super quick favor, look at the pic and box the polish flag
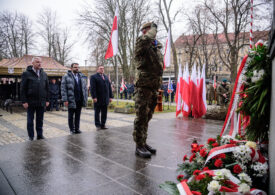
[182,64,190,117]
[190,65,199,118]
[105,7,119,59]
[213,75,217,89]
[175,64,183,117]
[163,28,171,70]
[119,78,127,93]
[197,64,207,117]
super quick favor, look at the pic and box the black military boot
[145,144,156,154]
[136,146,151,158]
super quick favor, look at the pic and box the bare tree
[53,28,74,65]
[204,0,271,82]
[0,11,34,58]
[158,0,181,80]
[19,14,35,55]
[37,8,74,65]
[78,0,151,82]
[37,8,58,58]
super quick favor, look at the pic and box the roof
[0,55,68,70]
[174,31,270,48]
[0,55,69,76]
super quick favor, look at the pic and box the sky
[0,0,92,66]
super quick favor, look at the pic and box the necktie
[101,74,105,80]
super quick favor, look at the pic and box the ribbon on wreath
[177,181,193,195]
[220,55,249,137]
[204,144,238,165]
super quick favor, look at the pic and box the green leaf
[257,89,267,111]
[159,181,180,195]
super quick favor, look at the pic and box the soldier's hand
[109,98,112,103]
[64,101,69,107]
[23,103,28,109]
[93,98,97,103]
[46,102,49,107]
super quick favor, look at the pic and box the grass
[87,99,176,114]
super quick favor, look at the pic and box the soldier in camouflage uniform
[217,79,230,106]
[133,22,163,158]
[206,81,215,105]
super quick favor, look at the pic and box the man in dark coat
[61,63,88,134]
[49,78,60,111]
[127,82,134,100]
[171,80,176,102]
[20,57,49,141]
[90,65,113,130]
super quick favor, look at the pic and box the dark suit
[90,73,113,128]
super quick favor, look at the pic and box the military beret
[141,22,152,30]
[222,79,227,82]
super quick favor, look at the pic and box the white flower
[207,180,221,192]
[251,162,268,177]
[251,69,265,83]
[233,145,252,165]
[221,135,233,145]
[245,141,257,149]
[238,173,252,185]
[238,183,250,194]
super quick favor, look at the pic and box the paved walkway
[0,108,223,195]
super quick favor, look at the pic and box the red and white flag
[197,64,207,117]
[175,64,183,117]
[163,28,171,70]
[182,64,190,117]
[105,7,119,59]
[120,78,127,93]
[190,65,199,118]
[213,74,217,89]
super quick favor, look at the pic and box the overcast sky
[0,0,201,66]
[0,0,93,65]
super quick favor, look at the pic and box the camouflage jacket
[134,30,163,90]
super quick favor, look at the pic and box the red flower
[195,174,206,181]
[177,174,184,181]
[199,148,207,157]
[193,170,201,176]
[220,186,238,192]
[203,167,209,171]
[199,144,204,148]
[189,153,196,162]
[191,191,202,195]
[229,140,237,144]
[183,155,188,161]
[214,159,223,167]
[217,153,226,159]
[212,142,219,147]
[258,153,266,164]
[207,138,216,144]
[233,164,242,174]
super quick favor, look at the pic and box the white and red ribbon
[220,55,249,136]
[205,144,238,165]
[177,181,193,195]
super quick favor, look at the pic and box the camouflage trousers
[133,87,158,147]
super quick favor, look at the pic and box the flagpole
[115,56,119,105]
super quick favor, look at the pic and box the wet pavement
[0,108,223,195]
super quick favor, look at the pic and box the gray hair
[32,57,42,63]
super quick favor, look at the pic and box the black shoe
[75,129,82,134]
[135,146,151,158]
[101,126,108,130]
[29,137,34,141]
[145,144,157,154]
[70,130,76,134]
[96,126,101,131]
[37,135,45,140]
